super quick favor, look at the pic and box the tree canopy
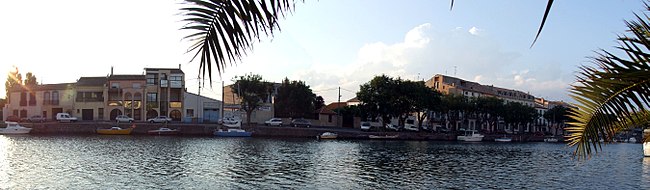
[232,73,271,125]
[274,78,323,119]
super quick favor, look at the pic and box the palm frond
[181,0,298,82]
[568,9,650,159]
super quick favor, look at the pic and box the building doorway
[51,108,63,120]
[169,110,182,121]
[109,109,122,121]
[146,109,158,120]
[82,109,94,121]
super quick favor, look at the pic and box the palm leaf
[181,0,298,82]
[568,7,650,159]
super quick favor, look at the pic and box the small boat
[97,124,135,135]
[544,137,559,143]
[628,137,637,143]
[214,128,252,137]
[368,134,399,139]
[318,132,337,139]
[0,122,32,134]
[223,120,242,128]
[494,136,512,142]
[147,127,179,135]
[457,130,484,142]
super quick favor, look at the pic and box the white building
[183,92,222,123]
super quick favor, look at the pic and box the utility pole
[221,81,224,121]
[338,86,341,127]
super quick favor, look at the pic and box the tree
[357,75,398,129]
[274,78,320,119]
[181,0,554,82]
[472,96,505,133]
[24,72,37,86]
[232,73,271,126]
[543,105,568,135]
[567,3,650,159]
[439,94,470,132]
[502,102,537,134]
[5,68,22,101]
[409,81,442,130]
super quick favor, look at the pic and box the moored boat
[214,128,252,137]
[318,132,337,139]
[97,124,135,135]
[147,127,179,135]
[544,137,559,143]
[457,130,484,142]
[368,134,399,139]
[0,122,32,134]
[494,136,512,142]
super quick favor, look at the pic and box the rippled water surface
[1,135,649,189]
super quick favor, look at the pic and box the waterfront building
[183,91,222,123]
[106,74,146,121]
[74,77,107,121]
[144,67,185,122]
[3,83,76,120]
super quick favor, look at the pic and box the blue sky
[0,0,646,103]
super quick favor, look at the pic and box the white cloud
[468,26,482,36]
[285,23,572,103]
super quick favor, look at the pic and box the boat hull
[495,138,512,142]
[96,128,133,135]
[214,131,252,137]
[147,131,179,135]
[0,128,32,134]
[368,135,399,139]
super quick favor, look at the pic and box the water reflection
[0,136,647,189]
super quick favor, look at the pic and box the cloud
[288,23,572,103]
[468,27,482,36]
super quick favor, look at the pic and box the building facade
[4,83,76,120]
[144,68,185,121]
[183,92,221,123]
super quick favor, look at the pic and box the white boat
[318,132,337,139]
[368,134,399,139]
[223,120,242,128]
[0,122,32,134]
[214,128,252,137]
[628,137,637,143]
[544,137,559,143]
[457,130,484,142]
[494,135,512,142]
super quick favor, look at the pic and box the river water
[0,135,648,189]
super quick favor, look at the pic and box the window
[111,82,120,89]
[170,102,182,108]
[29,92,36,106]
[76,92,84,102]
[44,92,50,105]
[146,74,157,85]
[51,91,59,105]
[147,93,157,102]
[133,83,141,89]
[98,108,104,120]
[328,115,332,122]
[186,109,194,117]
[20,92,27,106]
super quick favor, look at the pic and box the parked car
[403,119,419,132]
[5,115,20,122]
[56,113,78,123]
[291,119,311,128]
[115,115,134,123]
[26,115,46,123]
[265,118,283,126]
[148,116,171,123]
[360,122,372,131]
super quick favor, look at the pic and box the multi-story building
[425,74,535,106]
[74,77,107,121]
[144,67,185,121]
[106,74,146,121]
[4,83,76,120]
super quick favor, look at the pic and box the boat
[96,124,135,135]
[318,132,337,139]
[214,128,252,137]
[457,130,484,142]
[494,135,512,142]
[368,134,399,139]
[147,127,179,135]
[544,137,559,143]
[222,119,242,128]
[628,137,637,143]
[0,122,32,134]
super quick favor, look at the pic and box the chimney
[110,66,114,76]
[179,64,181,69]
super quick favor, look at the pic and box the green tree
[232,73,271,125]
[5,69,22,101]
[502,102,538,134]
[24,72,37,86]
[357,75,398,128]
[543,105,568,135]
[181,0,554,81]
[409,81,442,130]
[472,96,505,133]
[274,78,320,119]
[439,94,470,132]
[567,3,650,158]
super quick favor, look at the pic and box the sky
[0,0,646,104]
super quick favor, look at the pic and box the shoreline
[4,122,558,142]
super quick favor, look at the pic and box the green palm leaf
[181,0,298,81]
[568,6,650,159]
